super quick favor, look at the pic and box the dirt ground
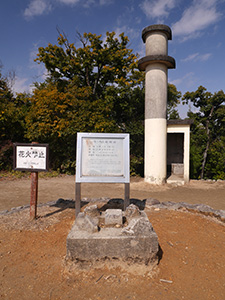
[0,176,225,299]
[1,176,225,211]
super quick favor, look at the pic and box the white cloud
[24,0,112,18]
[181,53,199,62]
[181,52,212,62]
[29,45,48,82]
[82,0,95,8]
[172,0,222,40]
[170,72,195,87]
[57,0,112,6]
[114,26,139,41]
[58,0,80,4]
[24,0,52,18]
[99,0,113,5]
[140,0,176,19]
[12,77,33,94]
[200,53,212,61]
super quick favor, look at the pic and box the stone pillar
[138,25,175,184]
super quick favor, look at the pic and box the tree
[26,30,182,174]
[0,68,14,140]
[167,84,181,119]
[27,31,143,173]
[183,86,225,179]
[25,81,118,172]
[35,31,137,95]
[0,64,31,170]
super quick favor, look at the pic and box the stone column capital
[142,24,172,43]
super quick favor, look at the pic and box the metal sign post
[13,142,49,219]
[75,132,130,217]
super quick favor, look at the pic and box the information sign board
[76,133,129,183]
[13,143,49,172]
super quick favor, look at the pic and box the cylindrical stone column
[138,25,175,184]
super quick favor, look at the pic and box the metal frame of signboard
[75,132,130,216]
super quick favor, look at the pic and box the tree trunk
[200,139,210,179]
[200,106,214,179]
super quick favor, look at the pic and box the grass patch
[0,169,61,180]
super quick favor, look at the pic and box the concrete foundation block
[66,205,159,264]
[172,163,184,175]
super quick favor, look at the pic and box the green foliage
[0,140,13,170]
[0,31,182,175]
[27,31,143,173]
[205,137,225,180]
[188,111,206,178]
[35,31,137,95]
[104,83,145,175]
[167,84,181,119]
[25,82,117,173]
[183,86,225,179]
[8,30,225,182]
[0,68,30,170]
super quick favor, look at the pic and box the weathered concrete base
[171,163,184,175]
[66,205,159,265]
[167,174,185,185]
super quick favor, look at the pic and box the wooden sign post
[30,170,38,219]
[29,142,39,219]
[13,142,49,219]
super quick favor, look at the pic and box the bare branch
[76,31,87,47]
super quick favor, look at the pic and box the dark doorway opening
[167,133,184,178]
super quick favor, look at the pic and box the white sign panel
[76,133,129,183]
[82,137,124,176]
[14,144,49,171]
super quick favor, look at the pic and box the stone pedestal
[66,205,159,264]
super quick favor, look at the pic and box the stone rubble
[0,197,224,222]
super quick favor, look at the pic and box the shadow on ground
[44,198,148,218]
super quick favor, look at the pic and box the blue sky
[1,0,225,117]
